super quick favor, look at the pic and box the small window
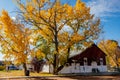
[100,58,103,65]
[84,58,87,60]
[100,58,103,61]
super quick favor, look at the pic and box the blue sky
[0,0,120,60]
[86,0,120,41]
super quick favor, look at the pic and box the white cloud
[11,17,16,21]
[87,0,120,18]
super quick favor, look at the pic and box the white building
[29,44,108,74]
[59,44,107,74]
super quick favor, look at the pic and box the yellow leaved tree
[0,10,30,76]
[98,40,120,68]
[15,0,101,74]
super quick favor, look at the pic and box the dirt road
[1,76,120,80]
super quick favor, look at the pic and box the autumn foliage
[0,10,28,63]
[0,10,30,75]
[0,0,101,74]
[98,40,120,67]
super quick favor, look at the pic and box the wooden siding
[68,44,107,66]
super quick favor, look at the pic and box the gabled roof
[69,44,106,61]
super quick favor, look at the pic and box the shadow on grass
[1,72,120,80]
[62,76,117,80]
[2,76,119,80]
[0,76,119,80]
[60,72,120,80]
[0,77,56,80]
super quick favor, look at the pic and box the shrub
[0,66,5,71]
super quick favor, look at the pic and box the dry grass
[1,71,120,80]
[0,70,53,77]
[0,70,24,77]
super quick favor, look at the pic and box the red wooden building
[59,44,107,73]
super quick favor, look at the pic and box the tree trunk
[67,47,71,61]
[23,63,29,76]
[53,54,59,74]
[53,30,59,75]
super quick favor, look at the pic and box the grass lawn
[1,71,120,80]
[0,70,53,77]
